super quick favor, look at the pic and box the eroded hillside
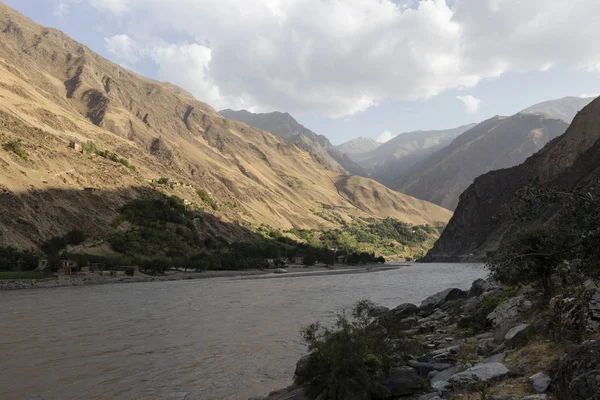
[0,2,449,250]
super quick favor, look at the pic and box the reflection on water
[0,263,485,400]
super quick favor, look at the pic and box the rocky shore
[254,279,600,400]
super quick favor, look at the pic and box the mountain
[337,137,380,155]
[357,125,477,187]
[519,96,594,122]
[425,96,600,261]
[393,113,569,210]
[0,2,450,250]
[219,109,365,176]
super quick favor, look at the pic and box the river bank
[255,278,600,400]
[0,264,401,291]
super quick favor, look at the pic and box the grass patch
[82,140,136,171]
[0,271,47,280]
[481,286,520,313]
[3,139,28,160]
[197,188,218,210]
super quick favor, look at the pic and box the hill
[425,96,600,261]
[0,1,449,254]
[219,109,365,176]
[519,96,593,122]
[394,114,569,210]
[336,137,380,155]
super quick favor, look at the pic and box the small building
[84,187,100,195]
[68,142,82,152]
[265,258,275,267]
[35,258,49,272]
[59,260,77,275]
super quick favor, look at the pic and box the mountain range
[425,96,600,261]
[0,2,450,250]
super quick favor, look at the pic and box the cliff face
[425,96,600,261]
[0,2,450,249]
[395,114,569,210]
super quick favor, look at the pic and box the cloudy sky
[7,0,600,144]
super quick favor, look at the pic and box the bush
[125,267,135,276]
[3,139,28,160]
[377,256,386,264]
[197,188,218,210]
[41,230,87,256]
[303,254,317,267]
[295,300,395,399]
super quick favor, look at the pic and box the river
[0,263,486,400]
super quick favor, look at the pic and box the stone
[421,288,468,310]
[431,380,451,393]
[483,352,506,364]
[262,386,306,400]
[407,360,453,375]
[274,268,288,274]
[369,305,390,318]
[520,396,547,400]
[294,355,310,379]
[378,303,419,333]
[463,297,481,318]
[487,296,531,328]
[505,323,533,347]
[384,366,422,397]
[431,365,464,384]
[468,278,491,298]
[554,341,600,399]
[448,362,510,385]
[418,394,442,400]
[529,372,551,393]
[477,339,496,357]
[586,289,600,336]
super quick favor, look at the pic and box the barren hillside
[0,2,449,250]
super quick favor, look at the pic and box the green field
[0,271,48,280]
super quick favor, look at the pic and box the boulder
[369,305,390,318]
[554,341,600,399]
[529,372,551,393]
[383,366,422,397]
[483,352,506,364]
[431,365,464,384]
[477,340,496,357]
[378,304,419,333]
[407,360,453,375]
[421,288,467,311]
[487,295,532,328]
[294,355,310,379]
[504,323,533,347]
[468,279,491,298]
[448,362,510,385]
[431,380,451,393]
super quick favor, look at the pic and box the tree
[303,254,317,267]
[295,300,395,400]
[321,250,336,266]
[486,182,600,296]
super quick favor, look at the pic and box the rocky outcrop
[421,288,467,311]
[384,366,422,397]
[448,362,510,385]
[425,97,600,261]
[554,341,600,399]
[529,372,552,394]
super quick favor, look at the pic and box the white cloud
[104,35,140,64]
[92,0,600,116]
[376,130,396,143]
[580,93,599,99]
[456,95,482,113]
[52,0,80,16]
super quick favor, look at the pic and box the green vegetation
[296,300,396,400]
[3,139,28,160]
[197,188,218,210]
[0,247,40,271]
[0,271,46,280]
[82,140,136,171]
[480,286,519,314]
[41,230,86,256]
[487,183,600,296]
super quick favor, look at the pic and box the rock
[529,372,551,393]
[431,345,460,356]
[418,394,442,400]
[477,339,496,357]
[431,365,464,384]
[586,289,600,336]
[448,362,510,385]
[490,396,518,400]
[274,268,288,274]
[421,288,468,311]
[468,278,491,298]
[431,380,451,393]
[262,386,306,400]
[487,295,532,328]
[483,352,506,364]
[369,305,390,318]
[505,323,533,347]
[294,355,310,379]
[378,304,419,333]
[384,366,422,397]
[407,360,453,375]
[520,396,548,400]
[554,341,600,399]
[463,297,481,318]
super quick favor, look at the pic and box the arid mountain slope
[394,114,569,210]
[0,2,449,249]
[425,96,600,261]
[337,137,380,155]
[520,96,593,123]
[219,109,365,176]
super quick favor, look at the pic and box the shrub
[303,254,317,267]
[197,188,218,210]
[41,230,87,256]
[3,139,28,160]
[125,267,135,276]
[377,256,386,264]
[295,300,395,399]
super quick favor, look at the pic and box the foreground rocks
[256,283,600,400]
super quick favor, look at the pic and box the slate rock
[407,360,453,375]
[468,278,491,298]
[369,305,390,318]
[448,362,510,385]
[431,380,451,393]
[421,288,468,310]
[384,366,422,397]
[431,365,464,384]
[520,396,547,400]
[529,372,551,393]
[505,323,533,347]
[294,355,310,379]
[483,352,506,364]
[487,295,532,328]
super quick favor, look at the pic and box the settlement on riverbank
[255,278,600,400]
[0,264,399,291]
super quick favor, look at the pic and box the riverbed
[0,263,486,400]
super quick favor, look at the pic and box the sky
[6,0,600,145]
